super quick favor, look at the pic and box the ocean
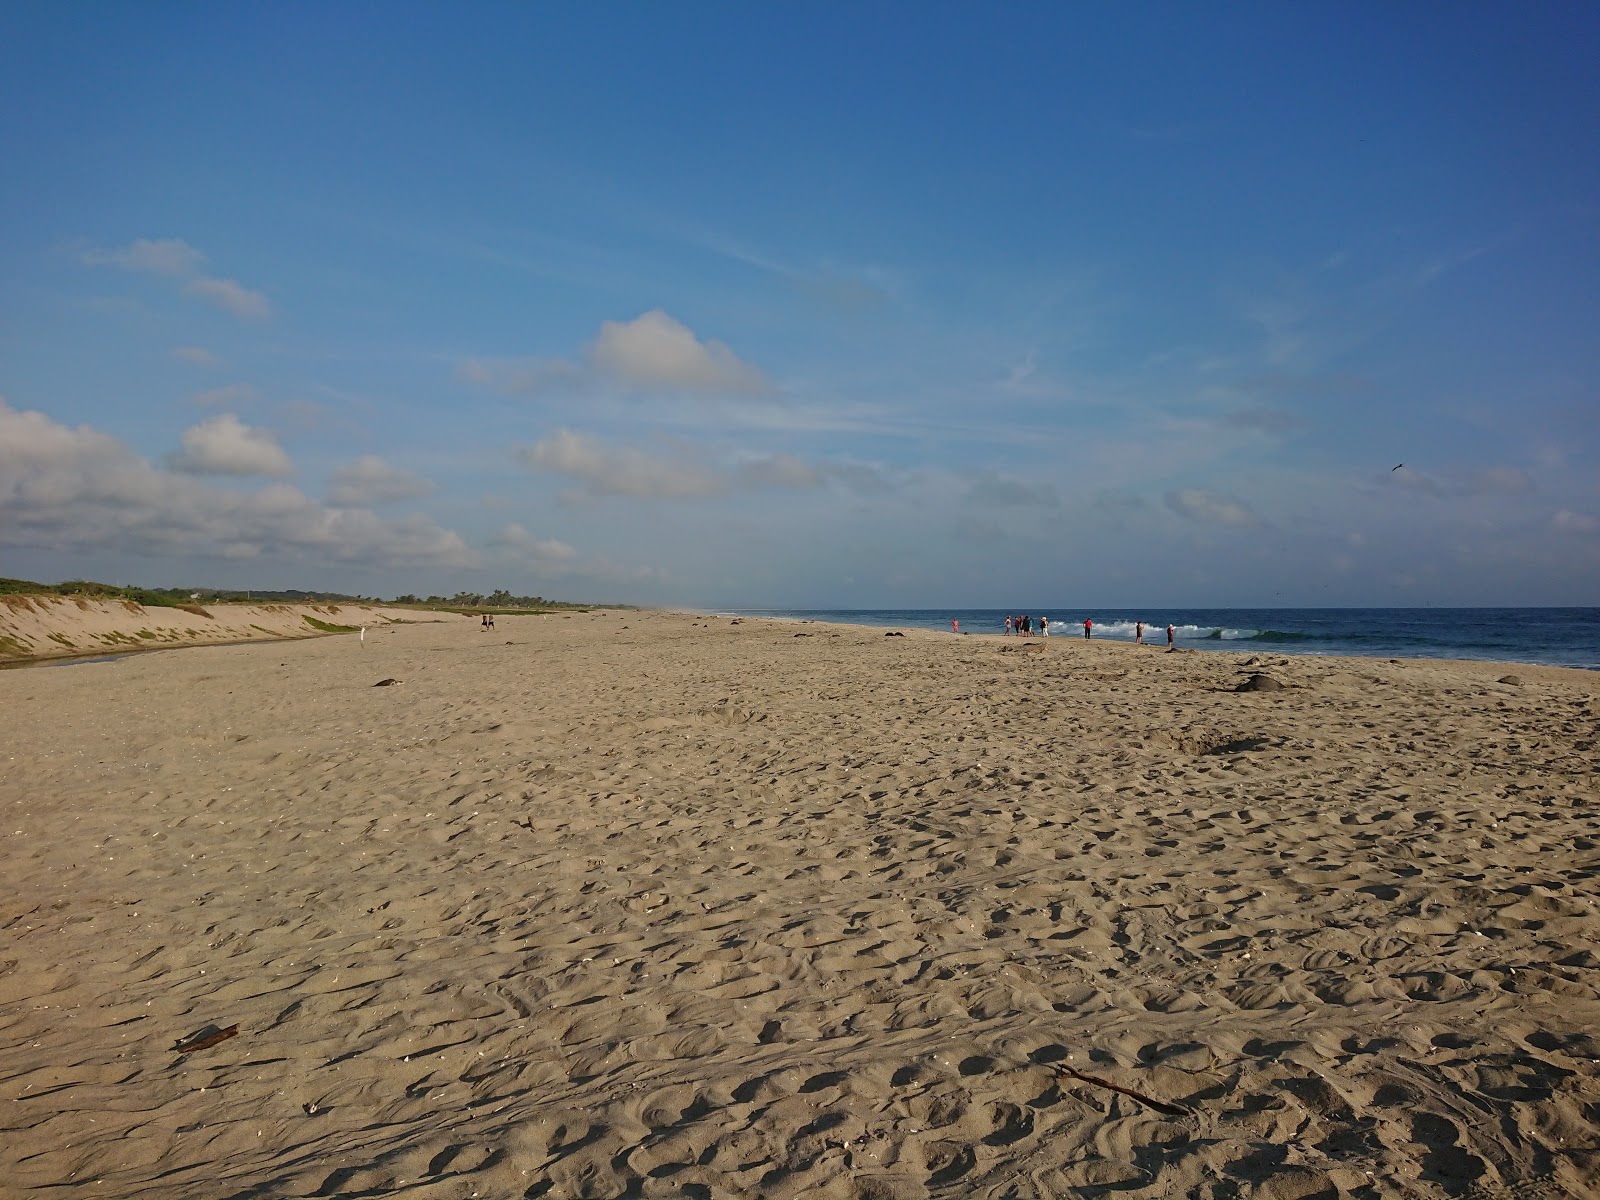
[731,608,1600,671]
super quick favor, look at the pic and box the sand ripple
[1,613,1595,1197]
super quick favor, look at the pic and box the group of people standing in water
[1003,614,1049,636]
[996,615,1179,648]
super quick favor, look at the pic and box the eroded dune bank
[1,611,1596,1198]
[0,595,446,663]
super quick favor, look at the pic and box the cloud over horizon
[0,400,474,568]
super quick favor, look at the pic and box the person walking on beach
[481,614,489,631]
[952,618,959,634]
[1135,621,1144,644]
[1166,623,1175,650]
[1041,616,1049,637]
[1083,617,1093,640]
[1004,615,1012,636]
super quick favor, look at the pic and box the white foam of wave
[1085,620,1261,641]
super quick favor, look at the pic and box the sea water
[733,608,1600,671]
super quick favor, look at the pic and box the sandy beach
[1,609,1596,1199]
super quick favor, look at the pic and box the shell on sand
[1,610,1596,1198]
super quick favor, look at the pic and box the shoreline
[724,607,1600,672]
[700,608,1600,682]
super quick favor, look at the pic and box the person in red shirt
[1082,618,1092,640]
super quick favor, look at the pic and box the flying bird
[1392,464,1403,471]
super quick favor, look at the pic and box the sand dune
[0,595,447,663]
[1,611,1595,1198]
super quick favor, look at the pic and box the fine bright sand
[2,611,1597,1200]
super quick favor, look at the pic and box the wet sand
[2,610,1596,1198]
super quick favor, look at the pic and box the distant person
[952,618,959,634]
[1022,615,1030,636]
[481,614,489,631]
[1041,616,1049,637]
[1166,623,1175,650]
[1135,621,1144,644]
[1005,615,1012,636]
[1083,618,1093,640]
[487,613,495,630]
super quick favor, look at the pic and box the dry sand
[1,610,1596,1199]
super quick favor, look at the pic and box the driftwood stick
[174,1024,239,1056]
[1054,1065,1190,1117]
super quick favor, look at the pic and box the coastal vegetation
[0,577,608,615]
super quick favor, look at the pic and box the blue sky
[3,4,1597,606]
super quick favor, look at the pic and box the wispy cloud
[183,276,271,320]
[965,471,1060,508]
[189,383,256,408]
[684,230,895,309]
[513,429,839,501]
[1384,463,1533,498]
[1552,509,1598,535]
[326,456,436,507]
[490,522,577,561]
[172,345,223,367]
[457,357,586,396]
[1165,487,1261,527]
[83,237,272,321]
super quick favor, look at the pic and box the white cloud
[190,383,256,408]
[172,345,222,367]
[169,413,295,477]
[514,429,828,500]
[461,310,767,398]
[589,310,768,393]
[83,237,271,320]
[0,399,476,568]
[1165,487,1261,527]
[1552,509,1599,535]
[327,456,436,507]
[491,523,578,561]
[515,429,724,498]
[183,276,272,320]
